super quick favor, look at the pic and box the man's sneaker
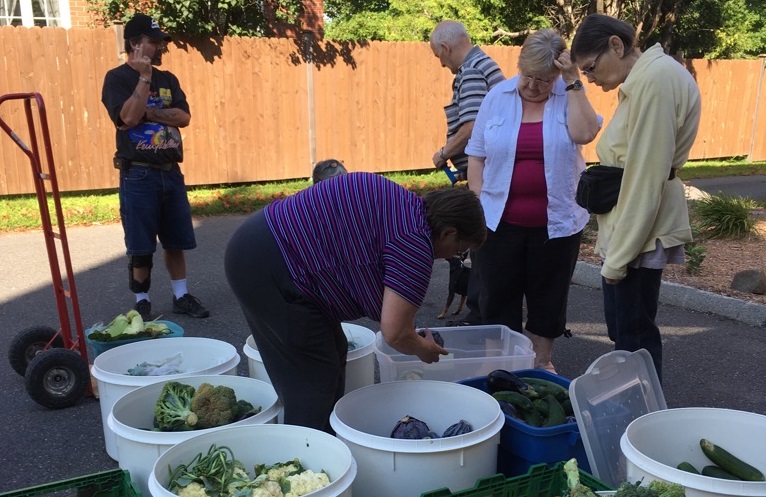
[172,293,210,318]
[133,299,151,321]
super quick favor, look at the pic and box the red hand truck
[1,93,92,408]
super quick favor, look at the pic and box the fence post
[303,30,316,174]
[112,21,125,63]
[749,54,766,161]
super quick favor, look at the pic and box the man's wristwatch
[565,80,583,91]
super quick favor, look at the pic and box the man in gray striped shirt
[430,20,505,180]
[430,20,504,326]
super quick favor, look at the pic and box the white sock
[171,279,188,300]
[135,292,149,302]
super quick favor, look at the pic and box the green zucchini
[700,439,765,481]
[677,461,700,474]
[532,398,549,417]
[541,394,567,427]
[522,408,544,427]
[701,465,742,480]
[492,391,535,413]
[520,377,569,398]
[560,397,574,417]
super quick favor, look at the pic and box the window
[0,0,71,28]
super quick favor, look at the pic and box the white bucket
[148,424,357,497]
[329,380,504,497]
[91,337,240,461]
[621,407,766,497]
[108,374,281,497]
[243,322,376,394]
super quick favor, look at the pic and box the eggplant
[391,415,431,439]
[497,400,520,420]
[487,369,532,395]
[417,329,445,348]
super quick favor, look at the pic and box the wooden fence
[1,26,765,196]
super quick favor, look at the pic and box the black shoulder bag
[575,165,624,214]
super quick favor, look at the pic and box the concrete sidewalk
[573,261,766,328]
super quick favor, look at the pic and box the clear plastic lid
[569,349,667,488]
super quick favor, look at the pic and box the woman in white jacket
[466,29,601,373]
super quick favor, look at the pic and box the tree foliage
[86,0,304,37]
[324,0,766,58]
[673,0,766,58]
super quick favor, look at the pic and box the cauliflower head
[249,481,283,497]
[256,459,303,481]
[284,471,330,497]
[190,383,238,429]
[176,482,208,497]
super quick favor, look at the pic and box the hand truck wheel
[8,325,66,376]
[25,348,89,408]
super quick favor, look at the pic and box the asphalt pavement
[686,174,766,202]
[2,179,766,493]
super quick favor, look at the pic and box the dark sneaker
[133,299,151,321]
[172,293,210,318]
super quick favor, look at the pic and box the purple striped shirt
[264,172,434,322]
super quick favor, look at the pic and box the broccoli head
[614,480,660,497]
[190,382,238,429]
[155,381,198,431]
[232,399,263,422]
[647,480,685,497]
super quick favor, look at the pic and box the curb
[572,261,766,328]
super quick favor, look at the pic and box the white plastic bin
[374,324,535,382]
[329,380,504,497]
[243,322,376,394]
[109,374,281,497]
[91,337,240,461]
[621,407,766,497]
[148,424,356,497]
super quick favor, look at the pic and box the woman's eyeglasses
[582,50,605,76]
[519,73,554,88]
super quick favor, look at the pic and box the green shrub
[693,193,758,239]
[685,224,707,275]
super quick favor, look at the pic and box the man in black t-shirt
[101,13,209,320]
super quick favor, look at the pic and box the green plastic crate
[420,462,613,497]
[0,469,140,497]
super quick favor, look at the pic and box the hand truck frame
[1,92,92,408]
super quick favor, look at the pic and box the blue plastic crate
[85,320,184,357]
[459,369,590,477]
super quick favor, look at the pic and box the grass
[676,157,766,180]
[1,160,765,234]
[0,169,452,233]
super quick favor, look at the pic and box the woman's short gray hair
[518,28,566,75]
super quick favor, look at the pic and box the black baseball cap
[124,13,171,41]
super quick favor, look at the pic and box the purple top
[264,172,434,322]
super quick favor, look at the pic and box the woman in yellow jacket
[571,14,702,382]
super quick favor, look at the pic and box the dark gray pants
[602,266,663,383]
[224,211,347,433]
